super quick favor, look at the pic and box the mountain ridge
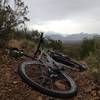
[45,32,100,43]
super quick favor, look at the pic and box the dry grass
[8,39,22,49]
[8,39,36,50]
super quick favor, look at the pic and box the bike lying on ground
[8,33,87,98]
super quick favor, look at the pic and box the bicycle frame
[15,33,87,98]
[34,48,80,73]
[33,33,86,72]
[8,32,86,72]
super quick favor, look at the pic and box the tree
[0,0,29,48]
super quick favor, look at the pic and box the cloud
[25,0,100,20]
[27,19,100,34]
[24,0,100,33]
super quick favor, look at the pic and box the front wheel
[18,60,77,98]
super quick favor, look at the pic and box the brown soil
[0,50,100,100]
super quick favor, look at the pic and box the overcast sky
[24,0,100,35]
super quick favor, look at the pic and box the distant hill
[45,32,100,43]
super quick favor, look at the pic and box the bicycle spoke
[41,78,46,86]
[50,79,54,90]
[18,33,78,98]
[41,77,53,89]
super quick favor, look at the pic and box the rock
[12,81,19,84]
[84,86,92,93]
[76,95,82,99]
[98,91,100,96]
[77,79,85,86]
[91,82,96,90]
[54,80,66,91]
[37,96,43,100]
[5,71,11,81]
[8,89,12,92]
[90,90,97,97]
[94,97,100,100]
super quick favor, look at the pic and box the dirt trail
[0,51,100,100]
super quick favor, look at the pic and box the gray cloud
[25,0,100,21]
[24,0,100,33]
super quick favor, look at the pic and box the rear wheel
[18,60,77,98]
[50,52,86,71]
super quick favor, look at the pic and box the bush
[62,44,81,59]
[0,0,29,48]
[44,39,64,52]
[8,39,22,49]
[21,39,35,49]
[85,54,100,82]
[80,38,96,59]
[84,37,100,82]
[8,39,36,50]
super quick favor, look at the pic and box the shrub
[80,38,96,59]
[0,0,29,48]
[8,39,35,50]
[85,54,100,82]
[20,39,36,50]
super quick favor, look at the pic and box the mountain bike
[8,33,87,98]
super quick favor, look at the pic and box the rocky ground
[0,50,100,100]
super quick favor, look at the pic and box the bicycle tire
[50,52,86,71]
[18,60,77,98]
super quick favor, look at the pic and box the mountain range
[45,32,100,43]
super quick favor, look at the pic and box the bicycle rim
[18,60,77,98]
